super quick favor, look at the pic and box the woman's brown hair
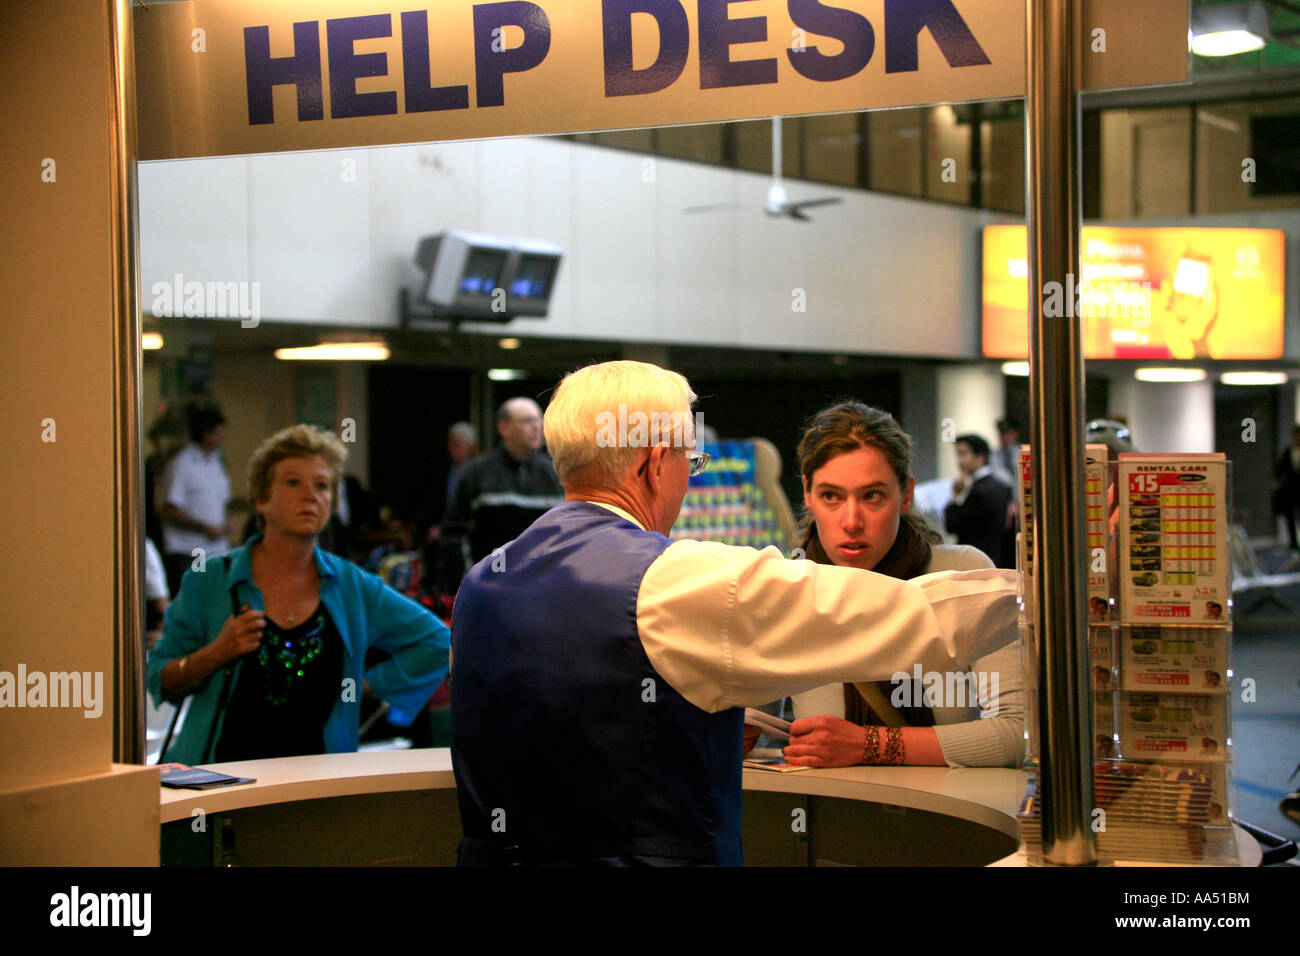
[794,401,941,567]
[795,401,943,728]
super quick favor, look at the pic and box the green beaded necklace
[256,608,327,705]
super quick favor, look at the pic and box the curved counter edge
[158,748,1261,867]
[159,749,456,823]
[159,749,1024,836]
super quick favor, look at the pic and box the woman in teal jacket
[147,424,450,765]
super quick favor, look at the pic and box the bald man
[437,398,564,593]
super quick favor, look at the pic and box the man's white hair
[447,421,476,443]
[544,360,697,487]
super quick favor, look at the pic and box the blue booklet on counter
[158,763,256,789]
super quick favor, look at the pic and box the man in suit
[991,417,1021,488]
[945,433,1014,569]
[1274,425,1300,551]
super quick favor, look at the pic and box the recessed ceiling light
[142,332,164,350]
[274,343,390,361]
[1220,371,1287,386]
[1191,1,1270,57]
[1001,361,1030,377]
[1135,367,1207,383]
[1193,29,1267,56]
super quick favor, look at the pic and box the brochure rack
[1016,449,1238,865]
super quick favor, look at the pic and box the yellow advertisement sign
[983,226,1286,360]
[133,0,1187,161]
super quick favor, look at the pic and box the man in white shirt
[142,536,169,649]
[160,407,231,595]
[450,360,1020,866]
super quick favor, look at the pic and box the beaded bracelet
[883,727,905,765]
[862,724,881,765]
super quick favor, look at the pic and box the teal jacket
[147,536,450,764]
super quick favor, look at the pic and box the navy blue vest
[450,500,743,865]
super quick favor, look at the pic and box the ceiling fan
[684,116,844,222]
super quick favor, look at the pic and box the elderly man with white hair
[450,361,1020,866]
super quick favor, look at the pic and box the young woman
[147,424,450,764]
[782,402,1024,768]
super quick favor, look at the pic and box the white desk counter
[157,748,1257,867]
[159,749,456,825]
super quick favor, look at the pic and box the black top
[215,603,344,762]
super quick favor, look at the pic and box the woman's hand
[783,715,866,767]
[209,605,265,666]
[161,605,263,701]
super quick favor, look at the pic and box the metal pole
[1025,0,1095,864]
[110,0,145,764]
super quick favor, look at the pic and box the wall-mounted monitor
[506,238,563,316]
[457,249,509,297]
[982,225,1285,360]
[413,230,563,322]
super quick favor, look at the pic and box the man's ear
[639,444,670,496]
[645,445,669,491]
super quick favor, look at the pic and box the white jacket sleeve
[931,640,1026,768]
[636,539,1020,713]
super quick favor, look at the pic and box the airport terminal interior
[5,0,1300,872]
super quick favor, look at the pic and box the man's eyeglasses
[685,450,710,477]
[637,449,711,478]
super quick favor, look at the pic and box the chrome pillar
[111,0,144,764]
[1025,0,1095,864]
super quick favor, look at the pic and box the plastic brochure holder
[1016,445,1112,772]
[1015,452,1239,865]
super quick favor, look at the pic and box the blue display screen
[510,256,556,299]
[459,249,507,296]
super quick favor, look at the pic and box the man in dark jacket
[944,434,1015,569]
[1274,425,1300,551]
[437,397,564,593]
